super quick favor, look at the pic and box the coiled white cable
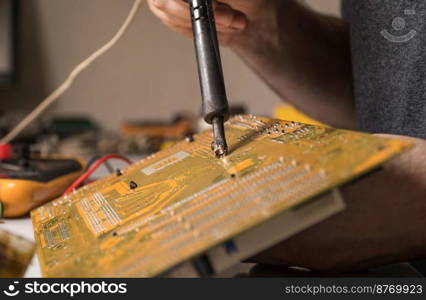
[0,0,142,144]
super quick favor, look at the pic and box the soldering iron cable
[0,0,142,145]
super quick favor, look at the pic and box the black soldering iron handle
[188,0,230,125]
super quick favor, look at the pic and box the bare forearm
[335,136,426,271]
[251,136,426,272]
[230,1,356,129]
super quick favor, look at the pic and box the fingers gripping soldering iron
[187,0,230,158]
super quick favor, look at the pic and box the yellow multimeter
[0,155,85,217]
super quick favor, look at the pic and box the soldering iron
[187,0,230,158]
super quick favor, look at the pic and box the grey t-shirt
[342,0,426,275]
[341,0,425,139]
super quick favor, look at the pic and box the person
[148,0,426,274]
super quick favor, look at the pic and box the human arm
[250,135,426,273]
[147,0,356,128]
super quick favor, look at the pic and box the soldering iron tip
[211,116,228,159]
[212,141,228,159]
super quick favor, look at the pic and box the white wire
[0,0,142,144]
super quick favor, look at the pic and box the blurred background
[0,0,340,132]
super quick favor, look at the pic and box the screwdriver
[187,0,230,158]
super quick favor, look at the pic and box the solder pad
[31,115,411,277]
